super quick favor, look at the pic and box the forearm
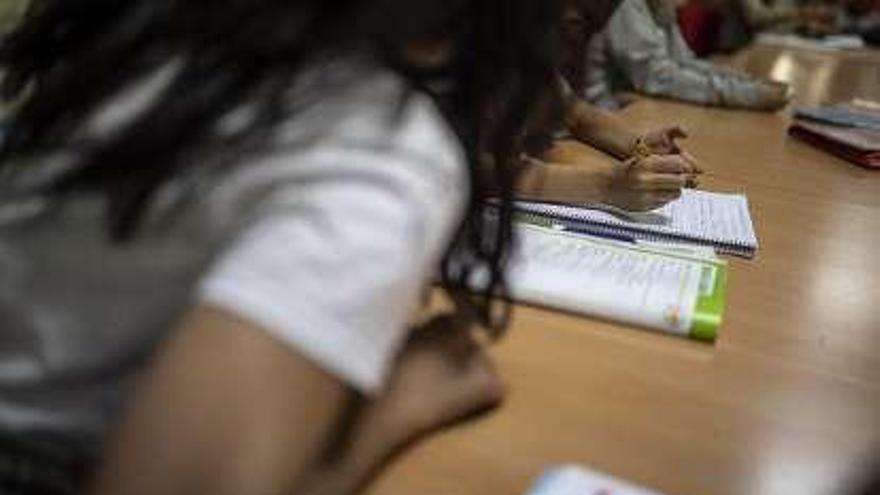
[626,56,718,104]
[518,142,615,204]
[565,98,637,159]
[481,144,616,205]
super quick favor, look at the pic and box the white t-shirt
[0,58,468,448]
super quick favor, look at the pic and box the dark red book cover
[789,120,880,169]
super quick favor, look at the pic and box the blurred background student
[728,0,835,43]
[575,0,793,110]
[0,0,568,494]
[836,0,880,44]
[679,0,841,54]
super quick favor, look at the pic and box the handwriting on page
[518,229,693,291]
[510,227,705,334]
[657,190,757,245]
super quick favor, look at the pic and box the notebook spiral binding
[512,208,755,259]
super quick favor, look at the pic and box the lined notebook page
[515,189,758,249]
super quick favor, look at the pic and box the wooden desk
[367,84,880,495]
[721,43,880,107]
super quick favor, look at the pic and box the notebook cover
[789,121,880,169]
[795,105,880,131]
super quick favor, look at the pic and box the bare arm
[562,87,698,162]
[519,140,695,211]
[564,96,639,160]
[518,143,616,204]
[90,305,348,495]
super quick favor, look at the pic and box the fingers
[626,155,701,192]
[657,189,682,202]
[640,173,688,191]
[634,154,695,174]
[653,187,683,205]
[624,191,681,212]
[664,126,688,140]
[647,126,687,153]
[679,151,703,174]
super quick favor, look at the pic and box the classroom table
[368,45,880,495]
[722,42,880,107]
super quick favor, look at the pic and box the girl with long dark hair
[0,0,564,493]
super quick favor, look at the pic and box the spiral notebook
[513,189,759,258]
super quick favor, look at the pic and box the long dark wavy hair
[0,0,565,335]
[560,0,624,93]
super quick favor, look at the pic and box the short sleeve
[197,89,467,395]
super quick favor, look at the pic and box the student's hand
[641,126,688,154]
[761,81,793,111]
[603,154,701,212]
[638,127,701,174]
[521,140,699,209]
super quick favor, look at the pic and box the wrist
[596,158,627,205]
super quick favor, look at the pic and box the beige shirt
[580,0,783,110]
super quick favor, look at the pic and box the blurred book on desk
[795,101,880,130]
[790,101,880,169]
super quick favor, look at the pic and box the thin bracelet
[631,135,652,159]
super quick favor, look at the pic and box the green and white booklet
[509,223,727,342]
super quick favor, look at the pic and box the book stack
[790,101,880,169]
